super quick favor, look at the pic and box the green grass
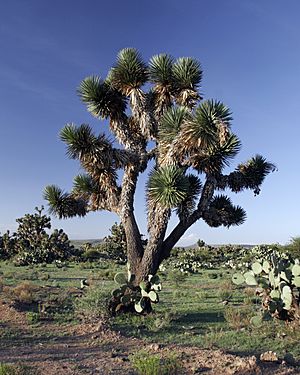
[1,260,300,360]
[0,260,120,288]
[112,270,300,360]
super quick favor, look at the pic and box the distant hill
[70,239,254,250]
[181,243,254,250]
[70,239,103,248]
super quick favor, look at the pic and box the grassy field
[1,259,299,363]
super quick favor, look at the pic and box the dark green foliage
[109,48,148,93]
[82,247,102,261]
[227,155,277,196]
[0,231,16,260]
[282,237,300,259]
[102,222,127,262]
[1,207,76,265]
[95,222,147,263]
[203,195,246,228]
[148,53,174,86]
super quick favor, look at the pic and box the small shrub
[129,350,181,375]
[204,327,225,349]
[223,306,253,330]
[26,312,40,324]
[218,280,233,301]
[167,270,188,286]
[281,237,300,258]
[38,272,50,281]
[82,248,102,261]
[244,287,256,297]
[0,363,16,375]
[75,286,110,321]
[12,282,37,304]
[0,364,37,375]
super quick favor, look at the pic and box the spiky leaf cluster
[109,48,148,94]
[44,185,87,219]
[147,166,190,208]
[203,194,246,228]
[78,76,126,120]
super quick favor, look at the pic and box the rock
[227,356,261,375]
[148,343,161,351]
[260,351,278,362]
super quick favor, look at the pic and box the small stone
[148,343,160,351]
[260,351,278,362]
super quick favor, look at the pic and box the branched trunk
[137,205,170,281]
[122,213,144,273]
[160,176,216,262]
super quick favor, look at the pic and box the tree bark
[136,205,170,281]
[122,213,144,274]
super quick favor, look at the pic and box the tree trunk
[135,206,170,282]
[122,213,144,274]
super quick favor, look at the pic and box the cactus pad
[232,273,244,285]
[252,262,262,275]
[114,272,128,285]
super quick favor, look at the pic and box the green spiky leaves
[180,100,233,150]
[203,194,246,228]
[228,155,277,195]
[159,106,189,144]
[78,76,126,120]
[148,54,174,86]
[72,174,96,197]
[60,124,116,169]
[172,57,202,90]
[147,166,190,208]
[60,124,94,159]
[176,174,202,221]
[109,48,148,94]
[43,185,87,219]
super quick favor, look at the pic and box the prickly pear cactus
[232,254,300,321]
[110,265,162,315]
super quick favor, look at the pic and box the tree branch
[160,176,216,261]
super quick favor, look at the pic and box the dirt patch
[0,299,299,374]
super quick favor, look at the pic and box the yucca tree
[44,48,275,282]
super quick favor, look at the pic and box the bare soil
[0,297,299,375]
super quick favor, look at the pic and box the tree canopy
[44,48,275,280]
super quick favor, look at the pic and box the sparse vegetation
[129,350,181,375]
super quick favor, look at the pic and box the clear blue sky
[0,0,299,246]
